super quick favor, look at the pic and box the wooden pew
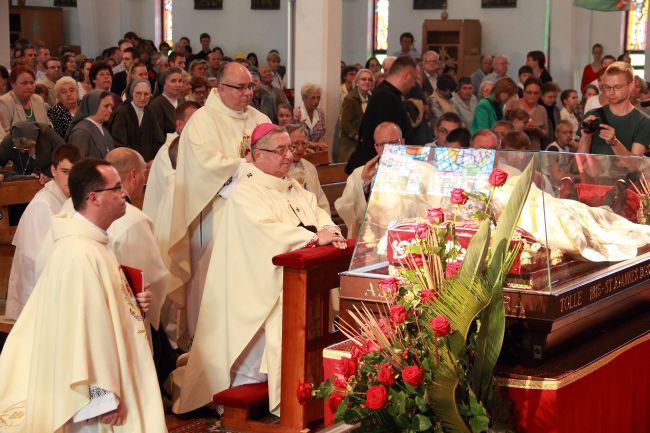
[215,240,354,433]
[0,180,44,318]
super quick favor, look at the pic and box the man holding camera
[578,61,650,157]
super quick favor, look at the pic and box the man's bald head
[217,62,254,111]
[106,148,147,199]
[470,129,500,150]
[373,122,403,155]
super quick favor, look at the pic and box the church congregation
[1,1,650,431]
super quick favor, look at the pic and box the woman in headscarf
[66,89,115,159]
[109,79,162,161]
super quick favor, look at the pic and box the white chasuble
[0,214,166,433]
[334,165,368,240]
[168,90,270,339]
[172,163,336,415]
[108,203,170,330]
[288,158,331,216]
[6,180,66,320]
[142,132,177,223]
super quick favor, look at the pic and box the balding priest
[0,159,166,432]
[172,124,346,415]
[168,62,270,342]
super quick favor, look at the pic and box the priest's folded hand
[136,289,153,313]
[99,400,126,425]
[316,229,347,249]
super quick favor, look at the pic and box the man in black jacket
[345,55,419,174]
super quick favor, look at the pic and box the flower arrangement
[298,162,535,432]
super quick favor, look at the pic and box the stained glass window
[373,0,389,55]
[626,0,648,78]
[162,0,174,47]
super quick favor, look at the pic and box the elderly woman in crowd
[0,66,51,136]
[339,68,374,162]
[110,79,162,161]
[66,89,115,159]
[294,82,327,152]
[47,76,79,138]
[505,77,548,150]
[76,58,94,98]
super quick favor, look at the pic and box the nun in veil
[109,79,163,161]
[65,89,115,159]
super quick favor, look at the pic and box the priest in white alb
[172,124,347,415]
[5,144,80,320]
[168,63,270,342]
[0,160,166,432]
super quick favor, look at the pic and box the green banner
[574,0,627,11]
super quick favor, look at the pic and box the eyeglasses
[601,84,627,92]
[257,145,297,156]
[93,184,124,194]
[221,82,256,92]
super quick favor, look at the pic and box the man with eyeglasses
[481,55,509,90]
[37,58,63,106]
[0,159,167,432]
[168,62,270,349]
[336,122,403,240]
[173,123,344,416]
[578,61,650,157]
[421,50,441,98]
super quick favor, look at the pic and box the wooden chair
[214,240,354,433]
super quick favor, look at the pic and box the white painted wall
[341,0,371,66]
[171,0,288,63]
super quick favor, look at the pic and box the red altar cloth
[497,332,650,433]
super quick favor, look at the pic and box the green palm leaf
[471,159,535,405]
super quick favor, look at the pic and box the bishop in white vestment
[172,125,346,415]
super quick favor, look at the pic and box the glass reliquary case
[338,145,650,362]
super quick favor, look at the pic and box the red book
[121,265,145,316]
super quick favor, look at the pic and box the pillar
[293,0,342,153]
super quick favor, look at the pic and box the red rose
[362,340,381,354]
[296,381,312,405]
[488,168,508,187]
[337,357,357,379]
[378,277,399,294]
[427,208,445,224]
[420,289,438,304]
[450,188,468,205]
[415,223,429,239]
[401,366,424,387]
[430,315,451,337]
[365,385,388,410]
[328,392,344,412]
[389,304,407,324]
[377,363,395,386]
[445,261,461,279]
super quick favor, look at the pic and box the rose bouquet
[299,162,535,432]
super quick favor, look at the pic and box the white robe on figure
[168,89,270,341]
[6,180,65,320]
[288,158,331,215]
[107,202,170,330]
[172,163,336,415]
[335,166,368,240]
[142,132,177,223]
[0,213,166,433]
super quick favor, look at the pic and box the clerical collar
[73,211,108,235]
